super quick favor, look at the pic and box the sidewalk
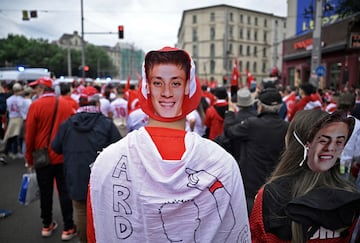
[0,156,78,243]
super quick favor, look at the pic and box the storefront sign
[294,38,313,49]
[350,32,360,48]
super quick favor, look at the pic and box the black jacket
[52,112,121,200]
[224,111,288,200]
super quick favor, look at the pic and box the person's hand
[26,164,34,173]
[185,168,216,191]
[228,100,237,112]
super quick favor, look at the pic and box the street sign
[315,65,326,77]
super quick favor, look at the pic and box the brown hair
[144,50,191,82]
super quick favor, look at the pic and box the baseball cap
[258,88,282,106]
[80,86,100,103]
[29,77,53,88]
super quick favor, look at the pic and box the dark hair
[145,50,191,81]
[60,83,71,95]
[307,110,355,144]
[79,97,98,107]
[300,83,314,96]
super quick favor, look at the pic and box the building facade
[283,13,360,89]
[177,4,286,86]
[284,0,360,90]
[57,31,144,80]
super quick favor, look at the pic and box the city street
[0,156,78,243]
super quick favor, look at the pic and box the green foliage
[0,34,117,78]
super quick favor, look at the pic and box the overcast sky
[0,0,287,53]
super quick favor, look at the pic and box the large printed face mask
[138,47,202,122]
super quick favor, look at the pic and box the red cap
[29,77,53,88]
[80,86,99,102]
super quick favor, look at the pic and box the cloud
[0,0,287,52]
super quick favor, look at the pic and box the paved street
[0,156,78,243]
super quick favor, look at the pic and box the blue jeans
[36,163,74,230]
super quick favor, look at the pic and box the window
[239,28,243,39]
[192,45,198,58]
[238,45,243,56]
[210,12,215,22]
[246,61,250,71]
[288,67,295,87]
[263,31,267,42]
[262,62,266,73]
[264,18,267,27]
[329,63,342,89]
[253,62,257,72]
[229,12,233,22]
[210,43,215,58]
[192,15,197,24]
[247,16,251,24]
[228,43,233,54]
[263,48,266,57]
[229,26,234,39]
[254,46,257,56]
[247,45,250,56]
[210,60,215,75]
[210,27,215,40]
[255,17,258,26]
[192,28,198,42]
[239,61,243,72]
[240,14,243,23]
[247,29,251,40]
[254,31,258,41]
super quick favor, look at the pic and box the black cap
[258,88,282,105]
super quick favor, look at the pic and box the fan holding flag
[230,58,240,100]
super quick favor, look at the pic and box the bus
[0,67,51,84]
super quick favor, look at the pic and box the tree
[0,34,117,79]
[84,44,117,78]
[336,0,360,18]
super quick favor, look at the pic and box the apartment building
[177,4,286,86]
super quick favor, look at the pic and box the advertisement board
[296,0,341,35]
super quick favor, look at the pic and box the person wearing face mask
[250,109,360,243]
[86,47,251,243]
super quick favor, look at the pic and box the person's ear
[185,80,190,95]
[305,142,310,150]
[146,83,150,94]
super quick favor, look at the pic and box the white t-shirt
[6,95,26,119]
[185,109,206,136]
[89,127,250,243]
[126,108,148,132]
[100,97,112,117]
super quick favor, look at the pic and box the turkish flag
[231,58,240,87]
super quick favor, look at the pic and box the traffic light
[118,25,124,39]
[30,10,37,18]
[22,10,30,21]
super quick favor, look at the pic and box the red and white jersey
[110,97,128,127]
[88,127,250,243]
[6,94,26,119]
[126,108,148,132]
[99,97,112,117]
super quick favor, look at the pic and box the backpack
[0,93,7,115]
